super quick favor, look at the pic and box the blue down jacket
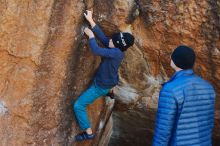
[153,69,215,146]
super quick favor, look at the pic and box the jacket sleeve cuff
[89,38,97,47]
[89,37,96,41]
[92,25,99,31]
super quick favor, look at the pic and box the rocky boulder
[0,0,219,146]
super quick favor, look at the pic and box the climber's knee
[73,101,82,112]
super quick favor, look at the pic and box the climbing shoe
[75,132,95,141]
[106,90,114,99]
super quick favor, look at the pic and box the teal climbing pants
[73,82,110,130]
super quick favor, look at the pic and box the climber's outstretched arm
[84,27,119,58]
[84,10,109,47]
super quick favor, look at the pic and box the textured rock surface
[108,0,220,145]
[0,0,113,146]
[0,0,219,146]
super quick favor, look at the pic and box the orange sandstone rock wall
[106,0,220,145]
[0,0,219,146]
[0,0,113,146]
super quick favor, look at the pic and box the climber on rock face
[73,10,134,141]
[153,46,216,146]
